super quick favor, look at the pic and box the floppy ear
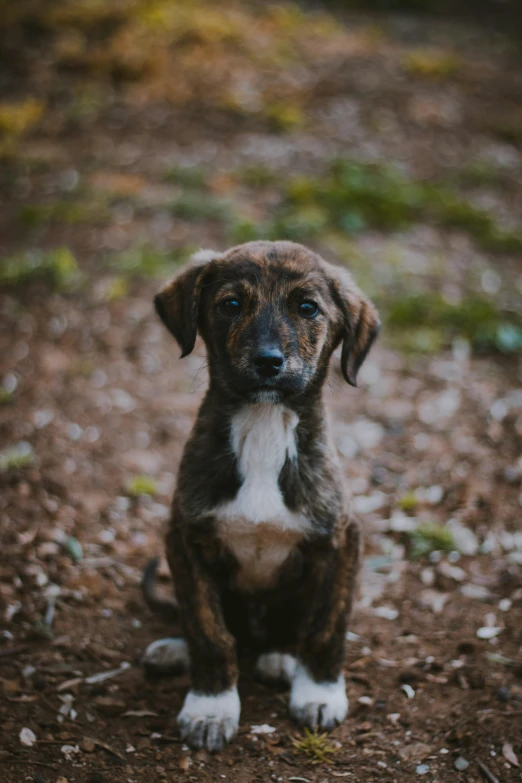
[327,263,380,387]
[154,249,220,357]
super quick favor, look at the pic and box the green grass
[163,165,208,189]
[18,196,109,227]
[398,492,418,513]
[0,442,35,471]
[167,193,233,222]
[386,292,522,354]
[409,522,455,560]
[227,159,522,255]
[127,475,158,496]
[110,244,191,279]
[232,164,278,187]
[0,388,14,405]
[292,729,340,764]
[0,247,79,289]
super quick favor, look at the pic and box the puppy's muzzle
[252,347,285,378]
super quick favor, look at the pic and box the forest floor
[0,3,521,782]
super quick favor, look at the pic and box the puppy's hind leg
[255,652,297,686]
[143,637,190,676]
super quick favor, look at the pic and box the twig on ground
[0,759,56,770]
[0,645,30,658]
[477,760,500,783]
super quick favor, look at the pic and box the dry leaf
[179,756,192,772]
[502,742,520,767]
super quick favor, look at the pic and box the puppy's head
[155,241,379,402]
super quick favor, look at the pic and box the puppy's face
[155,241,379,402]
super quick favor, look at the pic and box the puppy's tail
[141,557,179,623]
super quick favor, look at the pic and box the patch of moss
[163,165,208,190]
[409,522,455,560]
[0,442,35,471]
[111,244,190,279]
[398,492,418,513]
[455,162,511,189]
[386,292,522,354]
[0,388,14,405]
[168,193,233,223]
[404,48,461,80]
[103,276,129,301]
[0,247,79,290]
[19,196,109,227]
[264,102,306,131]
[127,475,157,496]
[248,159,522,254]
[0,98,44,155]
[232,164,278,188]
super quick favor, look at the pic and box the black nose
[253,348,285,377]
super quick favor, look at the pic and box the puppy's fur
[143,241,379,752]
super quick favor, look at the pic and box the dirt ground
[1,3,522,783]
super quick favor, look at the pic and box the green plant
[168,193,233,222]
[163,165,208,189]
[251,159,522,253]
[127,475,157,496]
[386,292,522,354]
[292,729,340,764]
[409,522,455,560]
[0,442,35,471]
[0,247,79,289]
[398,492,418,513]
[110,244,190,278]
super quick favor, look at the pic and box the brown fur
[145,241,379,751]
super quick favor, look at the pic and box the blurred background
[0,1,521,781]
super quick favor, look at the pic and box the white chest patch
[215,404,311,591]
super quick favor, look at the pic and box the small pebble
[476,626,501,639]
[454,756,469,771]
[496,686,510,703]
[416,764,430,774]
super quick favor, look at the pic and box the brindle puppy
[143,240,379,752]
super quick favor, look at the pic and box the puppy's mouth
[248,387,284,403]
[244,377,303,402]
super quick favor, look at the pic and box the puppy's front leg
[166,521,239,752]
[290,519,360,731]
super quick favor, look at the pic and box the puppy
[143,240,379,752]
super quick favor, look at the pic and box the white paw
[143,638,189,674]
[289,664,348,731]
[256,652,297,685]
[177,687,240,752]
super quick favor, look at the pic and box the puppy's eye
[220,297,241,317]
[298,300,319,319]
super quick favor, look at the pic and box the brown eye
[299,300,319,319]
[220,297,241,317]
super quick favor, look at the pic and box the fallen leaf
[84,737,126,761]
[93,696,126,716]
[179,756,192,772]
[502,743,520,767]
[398,743,432,763]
